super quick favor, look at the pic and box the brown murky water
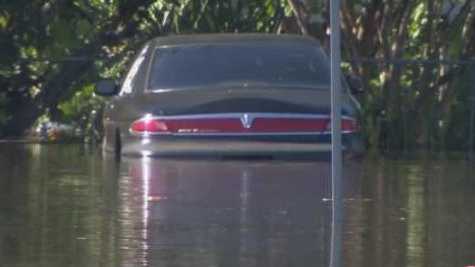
[0,144,474,267]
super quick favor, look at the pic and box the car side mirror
[346,75,364,95]
[95,80,118,96]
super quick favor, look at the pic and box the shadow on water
[1,144,475,267]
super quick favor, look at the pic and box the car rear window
[148,43,330,90]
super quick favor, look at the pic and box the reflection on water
[1,144,475,267]
[115,156,341,267]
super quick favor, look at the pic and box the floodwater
[0,144,474,267]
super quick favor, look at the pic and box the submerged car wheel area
[96,34,364,157]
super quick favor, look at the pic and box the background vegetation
[1,0,475,152]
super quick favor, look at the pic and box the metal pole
[469,65,475,158]
[330,0,343,266]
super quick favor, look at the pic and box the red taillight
[130,118,168,134]
[326,118,359,133]
[342,118,358,132]
[129,115,358,135]
[252,118,330,132]
[166,118,241,133]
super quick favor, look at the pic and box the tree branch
[287,0,309,35]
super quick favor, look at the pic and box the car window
[148,43,330,90]
[119,44,149,95]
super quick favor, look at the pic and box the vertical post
[469,64,475,158]
[330,0,343,267]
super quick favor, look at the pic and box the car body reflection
[109,157,362,267]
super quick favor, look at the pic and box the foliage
[339,0,475,151]
[58,84,102,126]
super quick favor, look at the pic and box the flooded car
[95,34,363,157]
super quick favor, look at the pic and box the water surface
[0,144,474,267]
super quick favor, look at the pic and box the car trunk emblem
[240,113,255,129]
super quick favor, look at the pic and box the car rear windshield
[148,43,330,90]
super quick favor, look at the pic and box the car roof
[150,33,321,47]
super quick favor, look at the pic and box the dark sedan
[96,34,364,157]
